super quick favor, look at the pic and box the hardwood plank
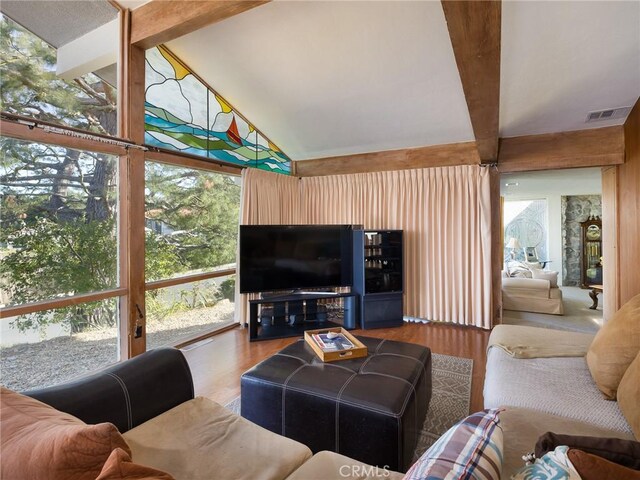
[121,41,147,357]
[294,142,480,177]
[145,268,236,291]
[0,288,127,319]
[601,166,619,322]
[182,322,491,414]
[146,148,242,176]
[131,0,270,49]
[489,168,503,325]
[498,126,625,173]
[618,99,640,305]
[0,119,126,156]
[441,1,501,163]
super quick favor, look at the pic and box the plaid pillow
[404,409,503,480]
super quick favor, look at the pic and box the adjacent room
[501,168,605,334]
[1,1,639,480]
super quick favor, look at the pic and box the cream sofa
[484,325,635,477]
[501,276,564,315]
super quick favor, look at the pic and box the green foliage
[219,276,236,302]
[144,163,240,279]
[0,14,240,337]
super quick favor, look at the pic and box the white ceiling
[164,0,639,161]
[500,1,640,138]
[1,0,117,47]
[167,1,475,160]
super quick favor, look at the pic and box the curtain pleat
[237,165,493,329]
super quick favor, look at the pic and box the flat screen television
[239,225,354,293]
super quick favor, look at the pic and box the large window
[0,13,118,136]
[144,161,240,345]
[0,138,121,391]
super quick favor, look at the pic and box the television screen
[239,225,354,293]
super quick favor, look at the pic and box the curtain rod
[1,112,147,151]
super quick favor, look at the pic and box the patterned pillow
[511,446,581,480]
[404,409,503,480]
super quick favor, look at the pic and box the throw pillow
[586,292,640,399]
[511,446,580,480]
[0,387,131,480]
[531,270,559,288]
[96,448,175,480]
[535,432,640,469]
[403,409,503,480]
[567,448,640,480]
[507,262,532,278]
[617,350,640,440]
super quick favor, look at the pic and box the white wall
[501,168,602,286]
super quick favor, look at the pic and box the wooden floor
[182,321,491,413]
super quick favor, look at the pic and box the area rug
[225,353,472,461]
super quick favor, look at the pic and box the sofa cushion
[499,407,636,478]
[403,409,503,480]
[122,396,312,480]
[286,451,404,480]
[567,448,640,480]
[511,446,580,480]
[617,350,640,440]
[0,387,131,480]
[531,269,559,288]
[586,292,640,399]
[96,448,175,480]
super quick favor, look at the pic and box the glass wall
[0,137,121,391]
[1,138,119,306]
[0,12,118,136]
[146,274,235,350]
[0,298,119,391]
[144,161,240,281]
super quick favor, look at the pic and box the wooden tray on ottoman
[304,327,368,362]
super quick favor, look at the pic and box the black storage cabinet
[353,230,404,329]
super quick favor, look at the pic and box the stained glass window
[145,46,290,175]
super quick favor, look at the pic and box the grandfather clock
[580,216,603,288]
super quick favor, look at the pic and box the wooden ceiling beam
[130,0,270,49]
[294,142,480,177]
[441,1,501,164]
[498,126,625,173]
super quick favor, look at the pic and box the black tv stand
[249,292,357,341]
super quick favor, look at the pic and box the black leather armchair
[24,347,194,433]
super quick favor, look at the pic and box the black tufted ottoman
[240,336,432,472]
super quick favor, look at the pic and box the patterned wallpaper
[561,195,602,286]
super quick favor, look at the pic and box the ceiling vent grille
[586,106,632,123]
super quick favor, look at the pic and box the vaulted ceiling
[3,0,639,163]
[164,1,640,161]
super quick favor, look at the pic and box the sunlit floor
[502,286,603,334]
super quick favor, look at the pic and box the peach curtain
[237,165,493,329]
[300,166,493,329]
[235,168,301,324]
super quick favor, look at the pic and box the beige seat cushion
[586,293,640,399]
[123,397,312,480]
[286,451,403,480]
[617,351,640,440]
[500,407,636,478]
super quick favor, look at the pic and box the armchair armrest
[24,347,194,433]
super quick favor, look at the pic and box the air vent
[586,106,632,123]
